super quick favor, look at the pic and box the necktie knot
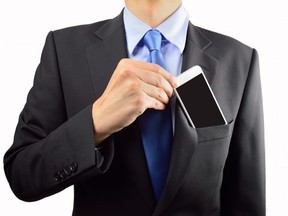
[142,30,167,70]
[143,30,163,52]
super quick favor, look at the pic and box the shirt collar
[123,4,189,56]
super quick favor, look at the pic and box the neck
[125,0,182,28]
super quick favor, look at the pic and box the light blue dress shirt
[123,5,189,77]
[123,5,189,129]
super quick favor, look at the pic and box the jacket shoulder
[51,20,109,44]
[196,26,254,58]
[198,26,252,49]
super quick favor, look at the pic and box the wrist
[92,100,111,146]
[94,132,109,147]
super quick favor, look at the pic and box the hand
[92,59,178,145]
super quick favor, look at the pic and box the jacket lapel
[86,12,128,99]
[153,23,220,215]
[86,12,157,210]
[181,23,219,85]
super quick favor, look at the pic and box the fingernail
[173,80,179,88]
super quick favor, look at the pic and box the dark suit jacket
[4,12,265,216]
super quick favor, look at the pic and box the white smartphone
[174,66,227,128]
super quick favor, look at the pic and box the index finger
[133,61,179,87]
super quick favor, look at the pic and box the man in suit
[4,0,265,215]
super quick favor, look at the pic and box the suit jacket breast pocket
[196,119,234,143]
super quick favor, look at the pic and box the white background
[0,0,287,215]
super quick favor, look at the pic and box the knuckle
[153,64,162,73]
[118,68,133,81]
[157,102,163,109]
[126,80,140,91]
[118,58,130,67]
[133,94,147,114]
[118,68,127,78]
[154,100,164,110]
[155,75,165,87]
[138,106,146,115]
[157,88,165,98]
[134,94,145,107]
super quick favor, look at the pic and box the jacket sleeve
[221,49,266,215]
[3,31,114,202]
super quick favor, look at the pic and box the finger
[142,93,166,111]
[135,69,173,97]
[114,59,177,97]
[140,81,170,104]
[150,64,179,88]
[131,61,179,88]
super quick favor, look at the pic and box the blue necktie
[139,30,173,201]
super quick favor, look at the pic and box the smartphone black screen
[175,73,226,128]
